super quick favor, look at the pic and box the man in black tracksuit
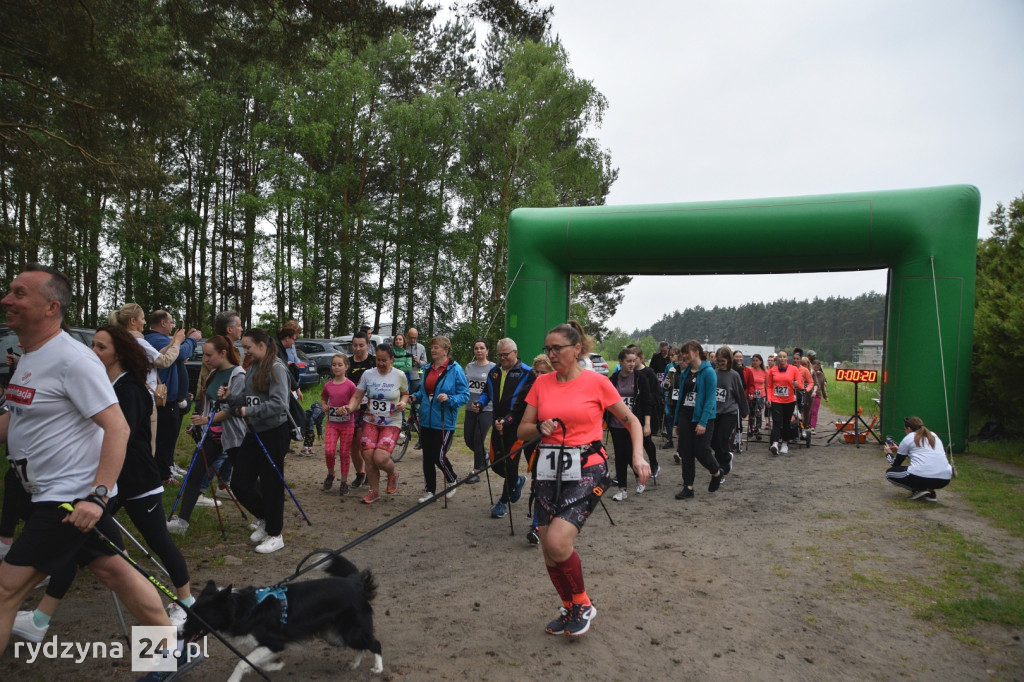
[472,338,534,518]
[629,346,662,477]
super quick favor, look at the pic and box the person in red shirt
[745,354,768,440]
[765,350,805,455]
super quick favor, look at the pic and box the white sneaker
[167,603,187,633]
[249,519,267,543]
[247,518,262,531]
[166,516,189,535]
[194,495,221,507]
[171,464,187,478]
[255,535,284,554]
[445,483,457,499]
[780,442,789,454]
[635,482,646,494]
[612,489,627,501]
[418,492,434,503]
[12,611,48,642]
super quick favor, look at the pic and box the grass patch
[950,457,1024,539]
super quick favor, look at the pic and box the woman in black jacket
[607,347,656,501]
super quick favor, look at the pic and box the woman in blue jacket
[413,336,470,503]
[673,340,725,499]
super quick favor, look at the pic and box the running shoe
[510,475,526,503]
[194,494,220,507]
[337,481,350,496]
[166,516,189,535]
[445,480,457,499]
[323,474,335,491]
[466,471,481,484]
[651,464,661,479]
[361,489,381,505]
[526,526,540,545]
[769,443,779,456]
[708,473,723,493]
[386,471,399,494]
[675,487,694,500]
[673,452,682,464]
[249,519,267,543]
[661,440,675,450]
[134,641,205,681]
[780,442,789,454]
[413,441,422,450]
[255,535,284,553]
[166,603,187,633]
[634,482,646,494]
[351,472,367,488]
[924,491,938,502]
[418,492,435,504]
[491,501,508,518]
[909,489,930,500]
[11,610,48,642]
[545,606,570,635]
[564,603,596,637]
[721,451,734,476]
[612,489,628,502]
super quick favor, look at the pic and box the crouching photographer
[883,416,953,502]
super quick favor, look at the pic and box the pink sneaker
[361,489,381,505]
[386,471,399,494]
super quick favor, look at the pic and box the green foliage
[638,293,885,362]
[973,194,1024,429]
[1,1,627,341]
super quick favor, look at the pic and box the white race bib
[622,396,635,409]
[7,456,41,494]
[368,398,393,418]
[468,379,486,392]
[683,392,696,407]
[536,446,583,481]
[327,406,350,423]
[716,387,727,403]
[755,390,762,397]
[671,388,680,401]
[774,385,789,398]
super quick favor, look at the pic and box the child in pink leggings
[320,354,357,494]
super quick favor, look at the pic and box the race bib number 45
[536,446,582,481]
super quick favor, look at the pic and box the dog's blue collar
[253,586,289,627]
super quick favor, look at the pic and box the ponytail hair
[904,415,937,449]
[110,303,144,329]
[243,328,278,393]
[549,320,594,357]
[206,335,240,367]
[679,339,707,362]
[96,325,151,383]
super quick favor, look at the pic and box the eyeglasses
[497,351,515,359]
[543,344,572,355]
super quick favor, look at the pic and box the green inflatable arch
[505,185,980,452]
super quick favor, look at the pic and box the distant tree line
[0,0,625,340]
[633,293,886,362]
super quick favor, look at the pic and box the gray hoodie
[227,358,290,433]
[715,367,750,419]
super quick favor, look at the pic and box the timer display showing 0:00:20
[835,368,878,383]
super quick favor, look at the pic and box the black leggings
[0,466,32,537]
[420,427,457,494]
[610,427,635,487]
[678,418,720,488]
[46,491,191,600]
[770,402,796,443]
[176,437,224,523]
[712,412,738,465]
[463,410,493,472]
[231,422,290,537]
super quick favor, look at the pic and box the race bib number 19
[536,446,582,481]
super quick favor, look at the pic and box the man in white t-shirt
[0,264,174,654]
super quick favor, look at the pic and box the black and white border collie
[183,555,382,680]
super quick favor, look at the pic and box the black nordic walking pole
[169,413,216,517]
[58,504,271,681]
[250,429,312,526]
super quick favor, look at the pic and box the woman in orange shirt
[765,350,805,455]
[519,321,649,638]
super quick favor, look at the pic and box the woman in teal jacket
[412,336,470,502]
[672,340,725,500]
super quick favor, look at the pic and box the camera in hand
[885,436,896,448]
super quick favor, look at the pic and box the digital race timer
[835,368,878,383]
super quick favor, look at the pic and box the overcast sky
[539,0,1024,332]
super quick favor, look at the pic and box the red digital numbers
[835,368,878,383]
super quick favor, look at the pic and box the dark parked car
[296,338,349,380]
[2,325,96,385]
[185,339,320,395]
